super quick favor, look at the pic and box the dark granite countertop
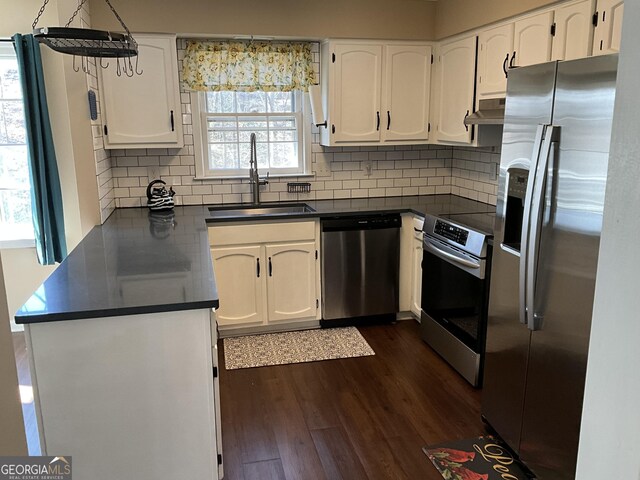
[206,194,495,223]
[15,194,494,324]
[15,207,219,324]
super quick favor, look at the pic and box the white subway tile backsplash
[99,39,501,209]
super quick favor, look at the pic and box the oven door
[421,235,487,353]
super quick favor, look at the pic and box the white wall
[0,249,55,330]
[576,3,640,479]
[0,253,27,455]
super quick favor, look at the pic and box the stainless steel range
[420,211,494,387]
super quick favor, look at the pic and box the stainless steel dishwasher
[321,214,401,326]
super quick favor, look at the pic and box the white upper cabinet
[434,35,477,144]
[593,0,624,55]
[552,0,596,60]
[477,23,514,99]
[513,11,555,67]
[381,45,432,142]
[331,43,383,143]
[99,34,183,149]
[320,40,433,146]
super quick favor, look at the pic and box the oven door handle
[423,240,480,269]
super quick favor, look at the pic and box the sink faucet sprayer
[249,132,269,205]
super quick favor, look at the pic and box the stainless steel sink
[208,203,315,219]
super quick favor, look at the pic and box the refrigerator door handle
[519,124,547,325]
[527,125,560,331]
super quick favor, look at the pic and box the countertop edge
[15,299,220,325]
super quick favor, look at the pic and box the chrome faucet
[249,133,268,205]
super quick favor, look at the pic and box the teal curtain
[12,34,67,265]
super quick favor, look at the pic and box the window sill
[193,173,316,181]
[0,239,36,250]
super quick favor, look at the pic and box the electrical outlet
[147,166,161,181]
[363,160,373,177]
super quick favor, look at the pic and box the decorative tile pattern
[223,327,375,370]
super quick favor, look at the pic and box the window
[193,90,310,178]
[0,44,33,245]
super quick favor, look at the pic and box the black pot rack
[31,0,140,74]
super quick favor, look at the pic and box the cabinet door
[410,236,423,318]
[265,242,317,322]
[100,35,183,148]
[210,245,265,326]
[331,44,382,142]
[478,24,514,99]
[381,45,432,142]
[552,0,596,61]
[435,35,477,144]
[513,11,555,67]
[593,0,624,55]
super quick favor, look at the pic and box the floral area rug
[223,327,375,370]
[424,435,533,480]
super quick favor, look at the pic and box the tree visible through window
[202,90,304,176]
[0,44,32,243]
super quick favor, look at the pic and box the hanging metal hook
[124,56,134,77]
[72,55,80,73]
[116,57,122,77]
[100,57,109,69]
[134,54,143,76]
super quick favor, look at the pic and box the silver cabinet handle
[424,240,480,269]
[526,125,559,331]
[519,125,546,325]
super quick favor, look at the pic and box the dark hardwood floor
[219,320,486,480]
[13,319,485,476]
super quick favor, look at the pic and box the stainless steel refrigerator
[482,54,618,479]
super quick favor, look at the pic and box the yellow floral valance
[182,40,317,92]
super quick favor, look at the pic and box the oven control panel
[434,220,469,246]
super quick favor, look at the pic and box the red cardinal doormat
[423,435,534,480]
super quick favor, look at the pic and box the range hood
[464,98,506,126]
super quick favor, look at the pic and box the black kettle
[146,179,175,211]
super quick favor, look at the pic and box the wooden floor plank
[387,432,444,480]
[219,342,280,476]
[310,426,369,480]
[261,366,328,480]
[288,362,341,431]
[242,459,286,480]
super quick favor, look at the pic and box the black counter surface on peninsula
[15,207,219,324]
[15,194,494,324]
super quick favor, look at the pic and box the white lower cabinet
[410,234,423,318]
[266,242,318,322]
[210,245,265,326]
[209,221,321,333]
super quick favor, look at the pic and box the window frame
[192,90,313,179]
[0,43,34,249]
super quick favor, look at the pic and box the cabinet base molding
[218,320,320,338]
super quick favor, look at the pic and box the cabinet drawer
[209,220,317,246]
